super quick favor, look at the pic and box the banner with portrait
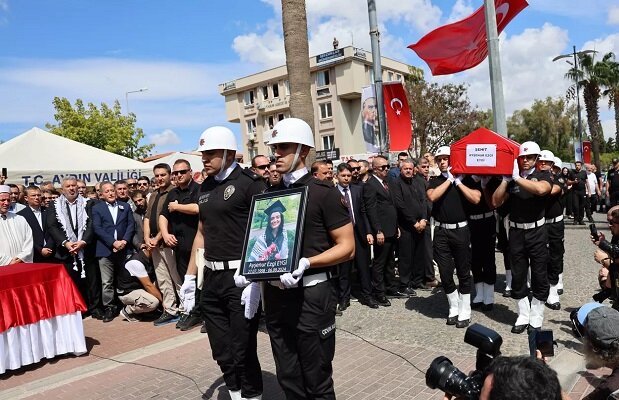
[361,85,381,153]
[240,187,308,280]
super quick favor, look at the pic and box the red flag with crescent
[582,141,591,164]
[408,0,528,75]
[382,82,412,152]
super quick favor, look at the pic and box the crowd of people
[3,121,619,399]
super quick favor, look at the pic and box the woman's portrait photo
[248,200,290,262]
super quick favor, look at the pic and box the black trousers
[546,220,564,285]
[434,226,472,294]
[585,195,597,219]
[508,225,549,301]
[337,259,352,303]
[371,236,399,296]
[398,227,429,288]
[573,191,586,222]
[565,189,573,216]
[264,280,337,400]
[497,216,510,271]
[423,228,435,282]
[351,229,372,300]
[469,217,497,285]
[200,269,262,398]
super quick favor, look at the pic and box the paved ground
[0,211,613,399]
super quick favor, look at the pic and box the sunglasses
[127,183,137,187]
[171,169,189,176]
[137,182,149,186]
[349,167,361,172]
[375,165,389,171]
[255,165,269,170]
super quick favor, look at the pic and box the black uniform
[160,180,200,277]
[569,169,587,223]
[428,175,472,295]
[462,176,497,287]
[545,172,566,286]
[197,165,265,399]
[608,168,619,206]
[263,172,350,400]
[507,169,552,301]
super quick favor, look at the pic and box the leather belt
[509,217,545,230]
[204,260,241,271]
[433,221,468,229]
[545,215,564,224]
[469,211,496,220]
[269,271,333,289]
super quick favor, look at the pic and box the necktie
[383,181,389,191]
[342,188,354,225]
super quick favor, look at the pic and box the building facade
[218,46,419,162]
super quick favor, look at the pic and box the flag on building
[408,0,528,75]
[382,82,412,152]
[582,140,591,164]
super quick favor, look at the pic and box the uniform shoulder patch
[242,168,262,181]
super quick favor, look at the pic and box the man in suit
[18,186,55,263]
[47,177,95,315]
[362,155,407,306]
[131,190,147,251]
[335,163,377,311]
[92,181,135,322]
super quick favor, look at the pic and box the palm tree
[600,52,619,148]
[565,53,606,167]
[281,0,316,164]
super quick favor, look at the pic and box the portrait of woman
[248,200,289,262]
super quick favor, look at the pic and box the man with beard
[18,186,55,263]
[115,180,136,212]
[131,190,147,251]
[346,159,362,185]
[0,185,33,265]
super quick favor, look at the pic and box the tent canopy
[144,151,205,182]
[0,127,151,186]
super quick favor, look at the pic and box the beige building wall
[218,46,417,162]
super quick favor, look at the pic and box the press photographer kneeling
[591,205,619,308]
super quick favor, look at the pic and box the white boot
[471,282,484,307]
[229,390,242,400]
[546,285,560,310]
[530,298,545,329]
[557,273,564,294]
[512,297,530,333]
[483,283,495,306]
[446,290,460,325]
[457,293,471,328]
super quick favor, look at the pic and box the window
[316,70,330,87]
[272,83,279,98]
[284,80,290,95]
[322,135,335,150]
[262,86,269,100]
[268,116,275,129]
[278,113,285,121]
[319,102,332,119]
[396,74,403,82]
[387,71,394,81]
[244,90,255,105]
[246,119,256,134]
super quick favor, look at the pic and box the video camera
[426,324,502,400]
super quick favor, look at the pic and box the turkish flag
[408,0,528,75]
[582,141,591,164]
[382,82,412,151]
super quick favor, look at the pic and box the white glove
[183,292,195,314]
[179,275,196,303]
[446,168,455,183]
[280,257,311,289]
[240,282,261,319]
[511,159,521,181]
[481,176,491,189]
[234,272,251,288]
[454,175,463,186]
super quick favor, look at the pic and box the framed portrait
[240,186,308,281]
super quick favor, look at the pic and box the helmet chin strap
[286,144,302,174]
[220,149,228,175]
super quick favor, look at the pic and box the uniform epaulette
[242,168,262,181]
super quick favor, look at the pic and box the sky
[1,0,618,154]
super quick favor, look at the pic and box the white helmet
[434,146,450,157]
[268,118,315,148]
[553,157,562,168]
[539,150,555,162]
[519,141,541,157]
[197,126,237,152]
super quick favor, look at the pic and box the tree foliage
[600,52,619,147]
[45,97,153,160]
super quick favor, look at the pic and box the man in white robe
[0,185,33,265]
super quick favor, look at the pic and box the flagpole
[367,0,389,154]
[484,0,508,136]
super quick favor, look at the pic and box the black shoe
[375,295,391,307]
[102,307,116,323]
[386,290,409,299]
[503,290,512,298]
[511,324,528,334]
[403,287,417,297]
[579,221,586,225]
[153,311,179,327]
[588,217,595,223]
[176,313,189,329]
[200,321,207,333]
[90,309,105,320]
[545,301,561,310]
[180,314,203,331]
[359,296,379,309]
[557,289,564,295]
[335,306,343,316]
[456,319,470,328]
[482,303,494,312]
[446,316,458,325]
[471,301,483,310]
[338,300,350,312]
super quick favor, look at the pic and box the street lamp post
[553,46,596,162]
[125,87,148,114]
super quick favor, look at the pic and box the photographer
[592,205,619,306]
[574,302,619,399]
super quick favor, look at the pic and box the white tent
[144,151,205,181]
[0,127,151,186]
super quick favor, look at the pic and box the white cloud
[602,119,616,140]
[149,129,181,147]
[582,33,619,56]
[447,0,475,23]
[610,6,619,25]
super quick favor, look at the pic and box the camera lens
[426,356,481,400]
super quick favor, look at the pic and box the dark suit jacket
[346,184,371,238]
[362,175,398,238]
[18,206,55,262]
[391,175,428,231]
[132,211,145,251]
[46,200,94,261]
[92,200,135,258]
